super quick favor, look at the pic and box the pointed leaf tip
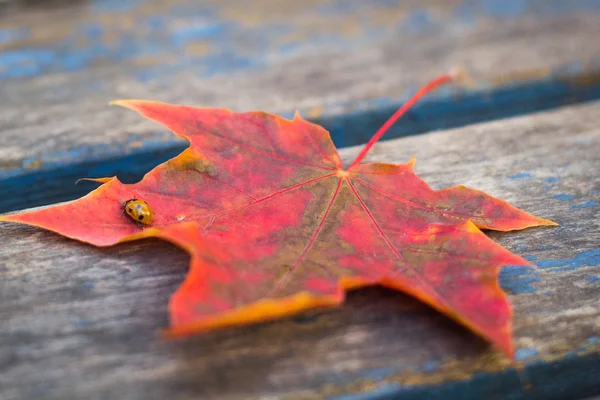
[109,99,143,111]
[109,99,129,107]
[514,214,559,231]
[109,99,164,111]
[75,177,113,185]
[408,155,417,170]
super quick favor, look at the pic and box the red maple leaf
[0,72,555,359]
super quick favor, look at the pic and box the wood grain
[1,101,599,400]
[3,0,600,152]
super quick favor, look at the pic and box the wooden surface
[2,1,600,399]
[1,0,600,212]
[1,101,599,400]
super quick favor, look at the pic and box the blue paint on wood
[171,23,228,45]
[453,0,480,24]
[508,172,533,180]
[2,1,600,81]
[0,4,282,79]
[402,9,435,34]
[553,194,574,201]
[327,384,403,400]
[532,0,600,15]
[515,347,539,361]
[0,48,54,79]
[73,319,91,328]
[586,275,600,282]
[421,360,440,373]
[499,248,600,293]
[537,249,600,272]
[484,0,526,18]
[278,41,302,54]
[545,177,560,183]
[0,28,29,44]
[499,266,539,294]
[372,0,400,6]
[327,353,600,400]
[574,200,598,209]
[356,367,398,381]
[91,0,139,12]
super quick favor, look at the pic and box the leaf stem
[349,71,456,168]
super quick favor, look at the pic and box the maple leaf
[0,73,556,359]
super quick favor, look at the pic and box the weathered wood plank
[1,0,600,212]
[1,101,599,400]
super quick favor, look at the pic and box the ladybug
[122,198,154,225]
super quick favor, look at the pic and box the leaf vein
[347,179,454,312]
[353,177,482,221]
[269,177,343,294]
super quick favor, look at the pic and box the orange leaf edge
[161,290,344,339]
[159,275,384,339]
[159,270,517,360]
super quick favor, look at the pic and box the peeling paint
[573,200,598,209]
[508,172,532,180]
[537,249,600,272]
[499,265,539,294]
[326,384,402,400]
[514,347,539,361]
[553,194,574,201]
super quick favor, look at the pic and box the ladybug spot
[138,215,144,220]
[128,208,133,212]
[136,204,142,210]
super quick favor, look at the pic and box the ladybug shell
[123,199,154,225]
